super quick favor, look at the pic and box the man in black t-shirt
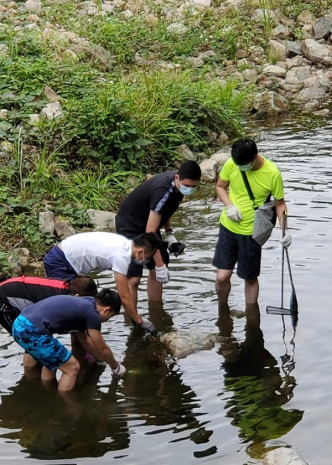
[115,160,201,303]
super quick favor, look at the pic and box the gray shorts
[212,224,262,280]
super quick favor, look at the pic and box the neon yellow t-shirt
[219,156,284,235]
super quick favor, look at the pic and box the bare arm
[114,271,143,324]
[75,330,118,369]
[275,198,288,228]
[146,210,164,267]
[215,178,232,206]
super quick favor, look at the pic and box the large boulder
[263,447,309,465]
[253,91,289,115]
[160,331,218,358]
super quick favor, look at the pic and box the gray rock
[86,209,116,231]
[253,91,289,115]
[160,330,218,358]
[166,22,188,36]
[285,41,303,58]
[313,16,331,40]
[199,158,218,182]
[54,220,75,239]
[262,64,286,78]
[210,149,230,168]
[39,211,55,234]
[271,24,289,39]
[263,447,309,465]
[295,85,327,102]
[176,144,196,160]
[284,66,311,85]
[40,101,63,119]
[25,0,42,13]
[269,40,286,60]
[302,39,332,66]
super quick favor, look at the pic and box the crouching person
[12,290,126,392]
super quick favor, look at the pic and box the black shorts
[212,224,262,280]
[127,241,170,278]
[0,302,21,334]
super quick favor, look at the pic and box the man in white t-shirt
[44,232,161,335]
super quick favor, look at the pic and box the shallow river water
[0,118,331,465]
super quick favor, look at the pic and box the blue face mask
[179,184,197,196]
[238,162,253,172]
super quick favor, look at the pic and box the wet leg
[244,278,259,304]
[215,269,233,305]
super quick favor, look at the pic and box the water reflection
[217,303,303,456]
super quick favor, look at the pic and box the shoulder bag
[240,171,277,246]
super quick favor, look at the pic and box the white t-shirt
[61,232,133,276]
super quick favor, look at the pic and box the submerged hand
[155,265,170,284]
[140,318,158,336]
[226,204,242,222]
[111,362,126,378]
[281,230,292,248]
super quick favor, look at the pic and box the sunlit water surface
[0,118,331,465]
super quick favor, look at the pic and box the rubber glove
[155,265,170,284]
[140,318,158,336]
[166,233,177,247]
[111,362,126,378]
[281,230,292,248]
[226,204,242,222]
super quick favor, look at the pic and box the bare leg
[215,269,233,305]
[244,278,259,304]
[23,353,42,380]
[56,355,80,392]
[41,365,57,385]
[147,269,162,301]
[128,276,141,307]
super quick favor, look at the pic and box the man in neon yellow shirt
[213,138,292,305]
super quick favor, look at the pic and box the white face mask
[238,162,254,171]
[133,251,149,266]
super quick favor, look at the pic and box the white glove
[281,230,292,248]
[140,318,157,335]
[166,233,177,246]
[155,265,170,284]
[226,204,242,222]
[111,361,126,378]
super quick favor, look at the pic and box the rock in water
[160,331,218,359]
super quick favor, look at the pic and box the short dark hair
[231,138,258,165]
[133,232,161,253]
[96,288,121,314]
[178,160,201,181]
[66,277,97,296]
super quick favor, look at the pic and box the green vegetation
[0,0,330,276]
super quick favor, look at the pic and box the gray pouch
[252,201,277,246]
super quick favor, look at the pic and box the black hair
[66,277,97,296]
[132,232,161,253]
[96,288,121,314]
[231,138,258,165]
[177,160,201,181]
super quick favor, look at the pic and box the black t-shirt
[0,276,68,311]
[115,170,183,238]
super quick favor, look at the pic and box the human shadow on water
[0,302,214,460]
[0,362,132,460]
[113,300,216,457]
[217,303,303,457]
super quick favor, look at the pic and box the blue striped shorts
[12,315,71,371]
